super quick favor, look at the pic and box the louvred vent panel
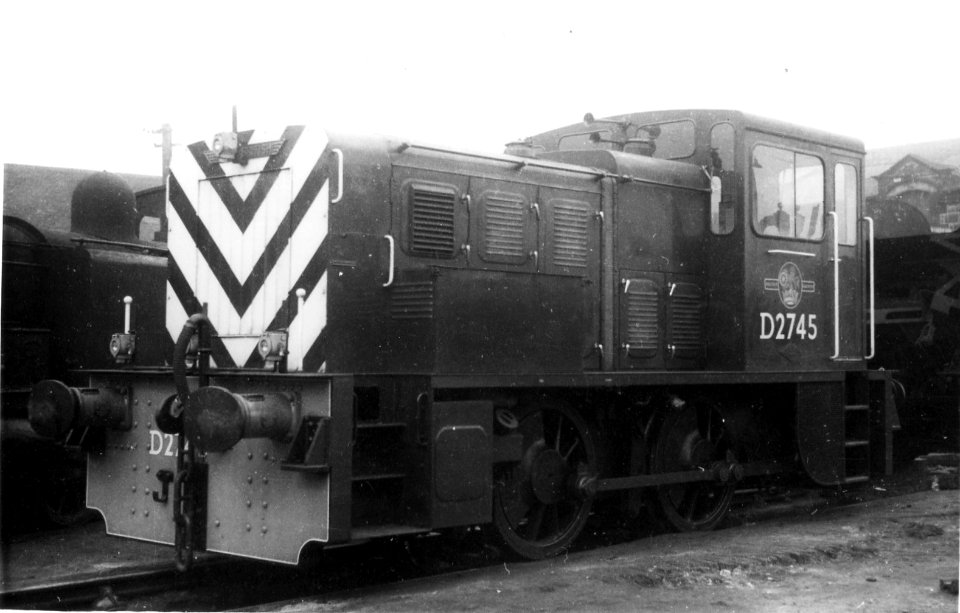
[483,194,525,259]
[410,186,456,257]
[553,200,589,268]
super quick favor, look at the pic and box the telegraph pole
[161,123,172,188]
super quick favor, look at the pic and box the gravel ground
[262,486,959,613]
[3,456,956,612]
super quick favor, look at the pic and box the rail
[0,560,229,610]
[0,480,893,611]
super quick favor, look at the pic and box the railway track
[0,532,493,611]
[0,558,240,610]
[0,473,918,611]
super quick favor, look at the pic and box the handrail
[863,216,876,360]
[828,212,840,360]
[123,296,133,333]
[295,288,306,372]
[382,235,395,288]
[331,148,344,204]
[70,236,168,255]
[766,249,816,258]
[394,142,713,192]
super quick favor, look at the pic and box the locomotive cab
[738,118,869,371]
[531,109,875,373]
[531,111,891,488]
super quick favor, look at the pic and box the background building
[866,139,960,235]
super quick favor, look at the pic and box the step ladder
[843,403,870,484]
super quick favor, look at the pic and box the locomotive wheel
[492,402,597,559]
[651,401,735,532]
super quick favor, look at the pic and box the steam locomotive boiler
[867,201,959,455]
[2,172,169,529]
[28,110,897,565]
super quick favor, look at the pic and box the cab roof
[530,109,865,156]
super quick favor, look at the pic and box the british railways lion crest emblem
[763,262,816,309]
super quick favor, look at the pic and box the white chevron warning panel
[165,126,331,370]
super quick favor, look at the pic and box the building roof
[865,138,960,196]
[876,153,959,178]
[2,163,161,233]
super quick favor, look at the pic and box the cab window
[632,120,696,160]
[559,130,613,151]
[709,123,736,235]
[752,145,824,240]
[835,163,858,245]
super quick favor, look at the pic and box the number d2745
[760,312,818,341]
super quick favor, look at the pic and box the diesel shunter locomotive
[28,109,897,566]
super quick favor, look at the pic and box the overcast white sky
[2,0,958,178]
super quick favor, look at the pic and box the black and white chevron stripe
[165,126,331,370]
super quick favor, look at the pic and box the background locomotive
[867,200,959,458]
[27,109,896,565]
[1,172,169,531]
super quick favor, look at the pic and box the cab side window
[752,145,824,240]
[632,120,696,160]
[709,123,736,235]
[835,163,858,245]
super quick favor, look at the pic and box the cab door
[746,141,830,370]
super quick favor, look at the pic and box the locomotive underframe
[78,366,894,564]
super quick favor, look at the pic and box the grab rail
[828,212,840,360]
[383,234,395,288]
[331,148,344,204]
[295,288,306,371]
[862,216,876,360]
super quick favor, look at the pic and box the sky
[2,0,958,178]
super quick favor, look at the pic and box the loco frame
[28,110,896,564]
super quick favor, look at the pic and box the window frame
[750,143,825,242]
[635,119,697,160]
[834,162,859,246]
[709,122,736,236]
